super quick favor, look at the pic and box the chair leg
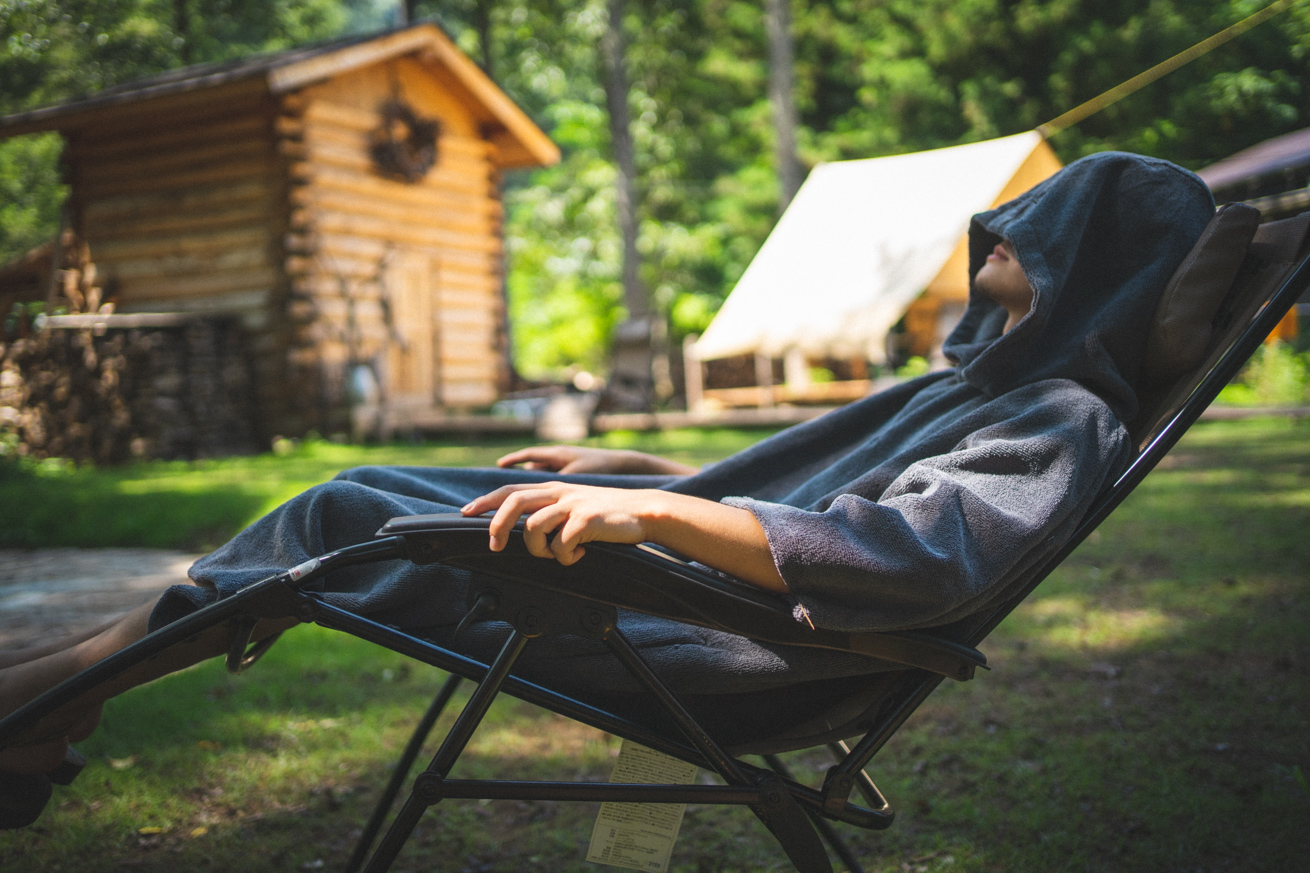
[344,672,463,873]
[764,754,865,873]
[605,627,830,872]
[749,771,835,873]
[360,631,529,873]
[827,740,885,810]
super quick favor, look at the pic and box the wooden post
[784,348,810,395]
[755,352,775,408]
[44,208,67,315]
[683,334,703,413]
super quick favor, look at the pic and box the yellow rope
[1037,0,1296,138]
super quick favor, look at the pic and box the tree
[0,0,348,266]
[765,0,802,211]
[600,0,645,322]
[5,0,1309,386]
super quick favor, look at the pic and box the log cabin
[0,23,559,440]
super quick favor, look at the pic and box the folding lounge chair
[2,203,1308,873]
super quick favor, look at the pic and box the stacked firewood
[0,318,259,464]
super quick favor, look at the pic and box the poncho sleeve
[723,382,1131,632]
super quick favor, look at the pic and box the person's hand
[462,482,661,565]
[462,481,789,592]
[497,446,698,476]
[496,445,629,474]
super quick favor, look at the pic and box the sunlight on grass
[1228,487,1310,508]
[1016,596,1179,650]
[470,719,614,763]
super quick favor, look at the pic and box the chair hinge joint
[413,772,445,805]
[821,769,855,816]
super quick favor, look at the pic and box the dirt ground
[0,549,204,650]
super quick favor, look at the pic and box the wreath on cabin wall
[370,100,440,183]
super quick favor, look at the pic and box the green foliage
[3,0,1310,376]
[0,0,349,266]
[505,100,626,375]
[895,355,932,379]
[1218,340,1310,407]
[0,430,23,480]
[466,0,1310,378]
[808,365,834,383]
[0,133,64,266]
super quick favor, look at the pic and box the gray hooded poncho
[153,152,1214,698]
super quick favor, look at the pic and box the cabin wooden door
[385,250,440,410]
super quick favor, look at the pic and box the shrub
[1217,341,1310,406]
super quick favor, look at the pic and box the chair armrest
[376,513,986,681]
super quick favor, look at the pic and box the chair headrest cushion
[1144,202,1261,386]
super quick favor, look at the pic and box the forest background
[1,0,1307,380]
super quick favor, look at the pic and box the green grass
[0,428,772,551]
[1,419,1308,871]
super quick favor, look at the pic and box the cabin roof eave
[0,23,558,169]
[271,25,559,169]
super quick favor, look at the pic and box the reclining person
[0,152,1215,795]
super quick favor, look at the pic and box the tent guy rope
[1037,0,1295,138]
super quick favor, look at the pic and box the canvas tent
[692,132,1061,380]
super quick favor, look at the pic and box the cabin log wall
[64,96,300,436]
[3,29,546,446]
[292,56,505,421]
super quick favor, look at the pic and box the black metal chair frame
[2,208,1308,873]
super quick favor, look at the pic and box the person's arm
[724,386,1132,632]
[497,445,699,476]
[460,482,788,593]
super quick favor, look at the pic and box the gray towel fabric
[152,152,1214,696]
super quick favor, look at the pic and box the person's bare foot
[0,649,105,753]
[0,704,100,774]
[0,594,297,776]
[0,603,157,756]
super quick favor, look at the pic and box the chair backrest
[973,206,1310,644]
[830,207,1310,775]
[1134,205,1310,447]
[1135,202,1261,441]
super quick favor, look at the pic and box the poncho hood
[943,151,1214,421]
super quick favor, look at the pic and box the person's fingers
[470,482,646,560]
[552,539,586,564]
[496,446,576,471]
[487,491,532,551]
[2,702,105,772]
[522,502,570,559]
[554,451,604,474]
[496,447,545,468]
[486,486,565,551]
[462,482,536,517]
[551,514,592,565]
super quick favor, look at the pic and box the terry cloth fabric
[152,152,1214,696]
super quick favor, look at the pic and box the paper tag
[287,557,321,581]
[586,740,699,872]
